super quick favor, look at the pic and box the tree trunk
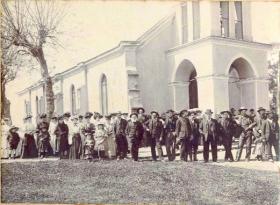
[36,47,55,121]
[1,83,11,121]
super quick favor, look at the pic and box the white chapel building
[17,1,275,122]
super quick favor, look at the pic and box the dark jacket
[219,118,237,141]
[147,119,163,139]
[113,118,127,136]
[270,120,279,142]
[7,132,20,149]
[126,121,144,142]
[175,117,191,140]
[189,119,200,143]
[165,116,177,132]
[199,118,220,142]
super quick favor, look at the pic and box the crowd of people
[1,106,279,162]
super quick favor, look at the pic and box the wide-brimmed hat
[150,111,159,116]
[24,114,32,120]
[122,112,128,116]
[57,115,64,120]
[166,109,174,114]
[130,113,138,118]
[105,114,112,119]
[9,125,19,132]
[63,112,71,118]
[71,115,79,120]
[204,109,213,115]
[220,110,231,115]
[257,107,266,113]
[51,114,58,120]
[84,112,93,118]
[97,122,105,126]
[239,107,247,112]
[137,107,145,113]
[179,109,189,116]
[40,113,47,119]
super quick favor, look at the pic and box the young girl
[84,134,95,162]
[7,126,20,159]
[94,122,108,160]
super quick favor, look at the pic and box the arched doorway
[173,59,198,110]
[100,74,108,115]
[228,57,256,110]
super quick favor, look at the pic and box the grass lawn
[1,159,279,204]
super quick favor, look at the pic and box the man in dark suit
[188,110,200,161]
[125,113,144,161]
[164,109,177,161]
[147,111,164,161]
[113,111,128,160]
[199,109,220,162]
[175,109,191,161]
[219,110,237,162]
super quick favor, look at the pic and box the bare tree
[1,0,65,120]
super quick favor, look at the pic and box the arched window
[100,74,108,115]
[70,85,76,114]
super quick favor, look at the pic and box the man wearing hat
[219,110,237,162]
[176,109,192,161]
[63,112,71,127]
[147,111,164,161]
[254,107,272,161]
[22,115,38,158]
[267,113,279,161]
[188,110,200,161]
[164,109,177,161]
[199,109,220,162]
[137,108,149,147]
[125,113,144,161]
[235,107,256,162]
[113,111,128,160]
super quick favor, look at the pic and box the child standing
[7,126,20,159]
[84,134,95,162]
[94,122,108,160]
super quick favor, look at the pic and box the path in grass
[1,159,279,205]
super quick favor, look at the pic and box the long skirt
[107,135,116,158]
[69,134,82,160]
[21,134,38,158]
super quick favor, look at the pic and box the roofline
[166,36,272,55]
[17,41,142,95]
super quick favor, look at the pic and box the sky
[6,1,280,106]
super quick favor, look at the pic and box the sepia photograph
[1,0,280,204]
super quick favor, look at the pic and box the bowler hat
[150,111,159,116]
[205,109,213,115]
[130,113,138,118]
[84,112,93,118]
[239,107,247,112]
[71,115,79,120]
[63,112,71,118]
[137,107,145,113]
[105,114,112,119]
[257,107,266,113]
[40,113,47,119]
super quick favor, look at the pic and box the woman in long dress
[21,115,38,158]
[68,116,82,160]
[49,116,58,155]
[104,115,116,158]
[54,115,69,159]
